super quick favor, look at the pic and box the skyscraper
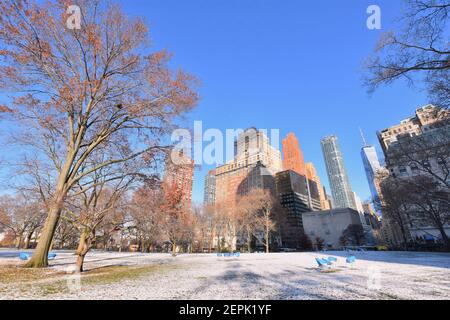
[203,170,216,205]
[305,162,330,210]
[282,133,306,176]
[361,143,383,213]
[352,191,368,224]
[164,150,195,209]
[320,135,356,210]
[275,169,322,249]
[215,128,282,204]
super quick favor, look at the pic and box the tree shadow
[322,250,450,269]
[190,260,376,300]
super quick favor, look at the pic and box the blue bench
[19,252,57,261]
[217,252,240,258]
[19,252,31,261]
[48,253,57,260]
[327,257,338,264]
[346,256,356,267]
[315,257,331,268]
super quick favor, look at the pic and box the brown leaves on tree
[0,0,199,267]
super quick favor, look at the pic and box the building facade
[203,170,216,205]
[282,132,306,176]
[377,104,450,244]
[377,104,447,155]
[305,162,330,210]
[275,170,322,249]
[302,208,366,249]
[363,203,382,230]
[215,128,282,204]
[164,150,195,209]
[320,135,356,210]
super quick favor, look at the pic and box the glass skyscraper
[320,135,356,210]
[361,145,383,213]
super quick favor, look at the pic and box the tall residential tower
[320,135,356,210]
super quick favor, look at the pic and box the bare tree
[406,175,450,249]
[96,205,127,251]
[130,181,165,253]
[364,0,450,107]
[64,162,135,272]
[213,199,241,252]
[0,0,198,267]
[381,173,450,250]
[54,217,78,249]
[211,202,228,253]
[341,224,366,247]
[314,237,325,251]
[0,195,45,249]
[298,233,313,251]
[160,178,190,256]
[380,176,414,248]
[380,111,450,249]
[236,191,262,253]
[251,189,279,253]
[199,204,220,253]
[190,204,212,253]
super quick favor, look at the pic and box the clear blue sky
[124,0,428,204]
[0,1,429,204]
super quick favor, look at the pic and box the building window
[399,167,408,176]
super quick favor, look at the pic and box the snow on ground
[0,249,449,300]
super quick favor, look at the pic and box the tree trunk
[398,220,409,250]
[24,145,78,268]
[58,236,64,249]
[24,228,36,249]
[76,254,86,273]
[24,193,65,268]
[23,236,30,250]
[75,230,91,272]
[247,230,252,253]
[172,240,177,256]
[436,222,450,251]
[15,234,23,249]
[265,224,269,253]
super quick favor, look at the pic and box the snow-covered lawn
[0,249,449,300]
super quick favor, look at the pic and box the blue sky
[0,1,429,204]
[122,0,428,204]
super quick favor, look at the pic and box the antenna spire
[359,127,368,147]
